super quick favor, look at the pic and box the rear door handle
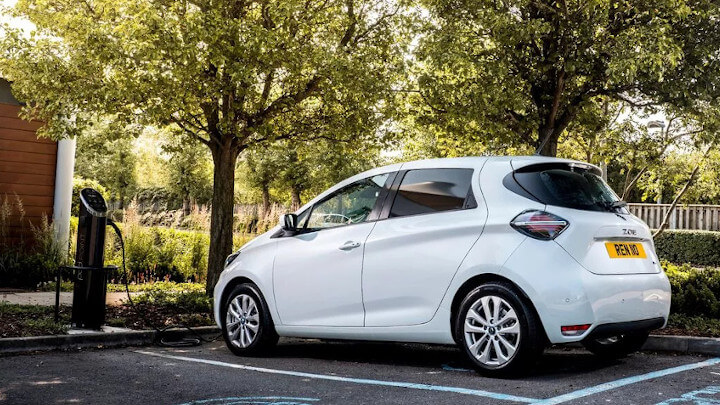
[339,241,361,251]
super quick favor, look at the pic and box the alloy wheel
[464,295,521,367]
[226,294,260,348]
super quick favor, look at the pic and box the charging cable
[107,219,221,347]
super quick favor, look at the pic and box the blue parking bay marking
[533,357,720,405]
[135,350,541,403]
[656,386,720,404]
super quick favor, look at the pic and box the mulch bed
[105,302,214,330]
[0,303,213,338]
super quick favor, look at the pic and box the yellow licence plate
[605,242,647,259]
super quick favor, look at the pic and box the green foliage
[414,0,720,156]
[72,177,109,216]
[75,119,140,208]
[0,0,417,292]
[73,217,254,282]
[666,313,720,337]
[664,262,720,319]
[106,281,204,293]
[132,287,212,314]
[655,230,720,267]
[162,130,213,209]
[0,304,69,337]
[0,196,68,288]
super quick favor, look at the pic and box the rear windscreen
[508,163,626,213]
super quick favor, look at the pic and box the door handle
[339,241,361,251]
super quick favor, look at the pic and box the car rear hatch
[508,159,661,275]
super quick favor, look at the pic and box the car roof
[296,155,599,214]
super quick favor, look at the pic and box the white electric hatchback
[214,156,671,376]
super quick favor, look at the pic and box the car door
[362,168,487,326]
[272,172,392,327]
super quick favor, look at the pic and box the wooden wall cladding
[0,103,56,243]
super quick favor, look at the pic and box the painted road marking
[175,396,320,405]
[533,357,720,405]
[656,385,720,404]
[135,350,541,403]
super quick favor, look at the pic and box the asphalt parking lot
[1,338,718,405]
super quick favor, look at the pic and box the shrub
[0,195,69,288]
[663,262,720,319]
[72,177,109,216]
[654,230,720,267]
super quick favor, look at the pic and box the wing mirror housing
[280,213,298,232]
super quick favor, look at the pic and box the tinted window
[511,163,626,213]
[306,173,390,230]
[390,168,474,217]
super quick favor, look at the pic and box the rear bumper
[502,238,671,344]
[582,317,665,342]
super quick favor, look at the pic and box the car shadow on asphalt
[266,339,624,379]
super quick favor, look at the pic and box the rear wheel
[582,332,649,359]
[454,282,544,377]
[222,283,278,356]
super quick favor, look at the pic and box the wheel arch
[449,273,548,345]
[219,275,277,322]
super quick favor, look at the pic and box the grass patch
[0,303,69,338]
[657,313,720,338]
[36,281,205,293]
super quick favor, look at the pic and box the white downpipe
[52,137,76,253]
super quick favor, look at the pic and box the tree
[162,131,214,215]
[415,0,720,156]
[74,119,140,209]
[1,0,414,293]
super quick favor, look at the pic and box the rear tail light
[561,324,591,336]
[510,210,569,240]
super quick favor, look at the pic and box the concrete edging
[644,334,720,356]
[0,326,220,355]
[0,329,717,356]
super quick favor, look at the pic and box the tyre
[222,283,278,356]
[454,282,544,377]
[582,332,649,359]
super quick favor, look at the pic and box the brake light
[510,210,569,240]
[561,324,591,336]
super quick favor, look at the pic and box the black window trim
[378,167,478,221]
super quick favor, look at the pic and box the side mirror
[280,213,298,231]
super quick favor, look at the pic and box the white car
[214,156,671,376]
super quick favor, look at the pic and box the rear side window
[389,168,475,217]
[508,163,625,213]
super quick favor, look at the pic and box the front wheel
[582,332,649,359]
[222,283,278,356]
[454,282,544,377]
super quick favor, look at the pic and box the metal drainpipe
[52,137,77,254]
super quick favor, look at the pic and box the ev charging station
[65,188,115,329]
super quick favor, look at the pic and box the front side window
[306,173,390,230]
[389,168,475,218]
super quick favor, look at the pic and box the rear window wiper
[597,201,627,211]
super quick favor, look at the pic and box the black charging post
[68,188,116,329]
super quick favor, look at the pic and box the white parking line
[533,357,720,405]
[135,350,541,403]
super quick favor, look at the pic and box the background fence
[628,203,720,231]
[112,200,720,232]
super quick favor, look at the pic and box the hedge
[654,230,720,267]
[664,262,720,319]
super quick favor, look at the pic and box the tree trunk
[653,142,715,238]
[291,186,302,211]
[261,183,270,218]
[206,144,240,294]
[183,194,191,216]
[536,126,559,157]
